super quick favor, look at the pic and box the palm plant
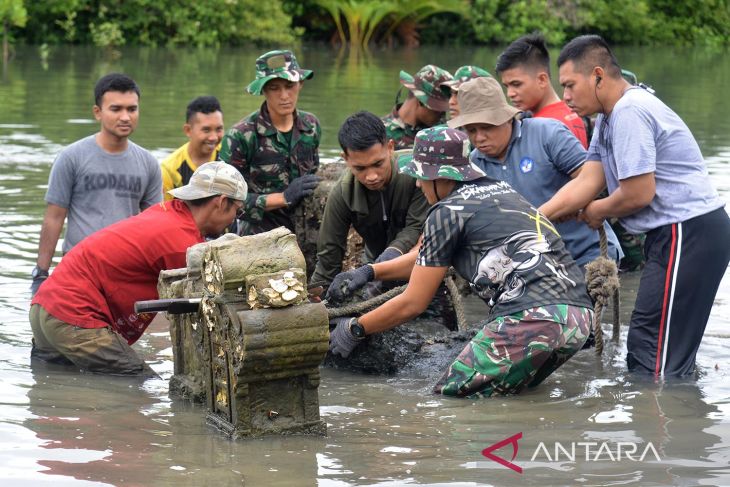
[314,0,468,48]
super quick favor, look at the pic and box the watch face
[32,267,48,278]
[350,321,366,339]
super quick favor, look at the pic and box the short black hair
[557,35,622,78]
[94,73,140,107]
[496,32,551,76]
[186,95,222,123]
[338,111,387,154]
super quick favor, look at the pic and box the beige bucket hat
[447,77,520,129]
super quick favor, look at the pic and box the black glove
[30,267,49,297]
[325,264,374,304]
[374,247,402,263]
[329,317,364,358]
[283,174,321,207]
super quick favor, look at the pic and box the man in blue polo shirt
[448,76,621,269]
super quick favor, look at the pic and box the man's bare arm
[539,161,606,220]
[580,172,656,229]
[36,203,67,270]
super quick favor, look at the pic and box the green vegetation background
[2,0,729,48]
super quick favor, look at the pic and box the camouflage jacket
[220,102,321,234]
[310,158,429,285]
[382,105,431,150]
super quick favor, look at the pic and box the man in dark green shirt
[311,111,429,287]
[220,49,321,235]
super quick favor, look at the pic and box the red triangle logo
[481,432,523,473]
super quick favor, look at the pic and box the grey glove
[325,264,375,304]
[329,317,364,358]
[30,267,49,297]
[374,246,402,263]
[283,174,321,207]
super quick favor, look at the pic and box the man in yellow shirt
[161,96,224,200]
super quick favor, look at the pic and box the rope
[584,226,621,356]
[444,274,469,331]
[327,284,407,318]
[326,271,470,331]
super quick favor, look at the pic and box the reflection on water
[0,45,729,486]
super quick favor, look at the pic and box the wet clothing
[434,305,592,397]
[311,158,430,285]
[629,210,730,376]
[417,178,592,396]
[587,86,729,377]
[534,100,588,149]
[220,102,321,234]
[30,304,153,375]
[382,104,438,150]
[472,117,622,267]
[418,178,592,315]
[31,200,204,349]
[160,141,221,201]
[45,135,162,252]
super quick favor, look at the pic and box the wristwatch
[348,318,366,340]
[31,266,49,279]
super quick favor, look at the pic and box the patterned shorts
[433,304,593,398]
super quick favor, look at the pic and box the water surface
[0,44,729,486]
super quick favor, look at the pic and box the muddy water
[1,45,729,486]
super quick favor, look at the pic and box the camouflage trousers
[434,305,593,398]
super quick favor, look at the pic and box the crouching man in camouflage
[220,49,321,235]
[327,126,593,398]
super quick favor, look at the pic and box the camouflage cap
[398,126,486,182]
[246,50,314,96]
[440,65,492,94]
[399,65,453,112]
[168,161,248,201]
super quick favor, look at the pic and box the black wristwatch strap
[32,266,49,278]
[348,318,366,340]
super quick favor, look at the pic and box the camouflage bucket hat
[398,126,486,182]
[168,161,248,201]
[246,50,314,96]
[440,65,492,94]
[399,65,453,112]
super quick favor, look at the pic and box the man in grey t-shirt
[541,35,730,378]
[31,73,162,296]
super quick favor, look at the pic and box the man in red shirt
[30,162,247,375]
[496,33,588,148]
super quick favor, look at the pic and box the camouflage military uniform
[382,106,424,151]
[382,65,453,150]
[220,103,320,234]
[220,49,320,235]
[434,305,592,397]
[399,127,593,397]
